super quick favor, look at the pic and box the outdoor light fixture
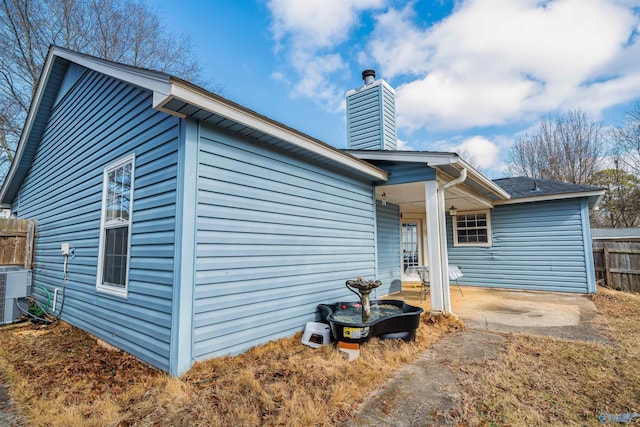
[448,205,457,216]
[381,193,387,206]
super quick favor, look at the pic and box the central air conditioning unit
[0,266,32,324]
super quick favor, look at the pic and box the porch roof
[342,150,511,202]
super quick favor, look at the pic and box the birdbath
[345,277,382,322]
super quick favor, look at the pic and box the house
[0,47,604,376]
[591,228,640,242]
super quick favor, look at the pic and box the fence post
[604,244,613,288]
[24,220,35,269]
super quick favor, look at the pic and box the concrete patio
[384,282,607,343]
[347,283,610,426]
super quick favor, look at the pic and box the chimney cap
[362,69,376,80]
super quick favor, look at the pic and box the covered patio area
[385,283,606,342]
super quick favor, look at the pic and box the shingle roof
[493,176,603,199]
[591,228,640,240]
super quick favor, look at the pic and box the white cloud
[271,71,286,81]
[447,136,502,170]
[268,0,385,110]
[396,138,413,150]
[268,0,640,141]
[369,0,640,130]
[269,0,383,49]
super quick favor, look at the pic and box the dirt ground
[345,330,506,426]
[0,383,19,426]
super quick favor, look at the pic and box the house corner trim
[170,118,199,376]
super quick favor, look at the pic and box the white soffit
[157,79,388,182]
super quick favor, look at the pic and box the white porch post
[424,181,445,312]
[437,188,452,313]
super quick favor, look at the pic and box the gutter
[456,158,510,200]
[156,78,389,182]
[344,150,510,201]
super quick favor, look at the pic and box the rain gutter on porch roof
[343,150,511,201]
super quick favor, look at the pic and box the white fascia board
[456,158,511,201]
[53,47,172,95]
[493,190,606,206]
[593,192,605,208]
[1,47,175,203]
[345,150,510,201]
[153,91,185,118]
[437,171,494,209]
[158,80,388,182]
[345,150,459,165]
[0,48,59,203]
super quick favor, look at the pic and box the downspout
[436,168,467,313]
[440,169,467,193]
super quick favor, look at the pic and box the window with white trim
[96,154,134,296]
[453,210,492,247]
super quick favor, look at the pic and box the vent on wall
[0,266,31,324]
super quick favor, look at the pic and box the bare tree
[506,109,607,184]
[455,147,480,169]
[0,0,205,181]
[590,164,640,228]
[612,103,640,176]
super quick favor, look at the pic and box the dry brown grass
[456,287,640,426]
[4,287,638,426]
[0,314,463,426]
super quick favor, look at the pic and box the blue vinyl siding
[14,67,179,371]
[193,124,376,360]
[373,162,436,186]
[376,201,402,294]
[448,199,592,293]
[381,88,396,150]
[346,82,396,150]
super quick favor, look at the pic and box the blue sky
[153,0,640,178]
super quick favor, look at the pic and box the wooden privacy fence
[593,241,640,293]
[0,218,36,268]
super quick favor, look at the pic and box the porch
[385,283,606,342]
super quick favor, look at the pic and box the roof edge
[493,189,605,207]
[1,45,174,204]
[1,47,58,204]
[343,150,510,201]
[456,158,511,200]
[159,78,388,181]
[1,47,389,205]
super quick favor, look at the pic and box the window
[96,154,134,296]
[453,210,492,247]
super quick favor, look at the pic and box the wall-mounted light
[448,205,457,216]
[381,193,387,206]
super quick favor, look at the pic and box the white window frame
[96,154,135,297]
[452,210,492,247]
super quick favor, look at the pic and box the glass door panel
[402,221,421,280]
